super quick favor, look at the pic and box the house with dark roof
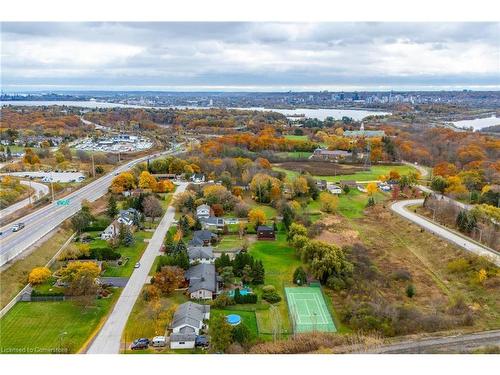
[187,246,215,264]
[185,263,220,300]
[190,173,205,184]
[171,302,210,335]
[200,216,225,231]
[188,230,218,247]
[312,148,352,161]
[257,225,276,240]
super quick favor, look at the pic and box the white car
[134,262,140,269]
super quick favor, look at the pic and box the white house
[170,302,210,349]
[196,204,211,219]
[185,263,220,300]
[101,221,120,240]
[327,183,342,194]
[190,173,206,184]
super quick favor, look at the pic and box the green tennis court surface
[285,287,337,333]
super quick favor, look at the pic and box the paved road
[86,182,187,354]
[0,180,49,219]
[0,148,183,266]
[390,199,500,266]
[363,329,500,353]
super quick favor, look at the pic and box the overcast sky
[1,22,499,91]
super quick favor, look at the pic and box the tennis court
[285,287,337,333]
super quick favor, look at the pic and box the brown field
[318,205,500,335]
[274,161,367,176]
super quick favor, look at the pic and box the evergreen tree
[122,225,135,247]
[251,260,265,285]
[282,204,294,231]
[293,266,307,285]
[215,253,231,271]
[106,195,118,218]
[175,239,187,254]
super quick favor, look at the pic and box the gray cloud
[1,22,499,91]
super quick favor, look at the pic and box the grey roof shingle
[185,263,217,293]
[187,246,214,261]
[171,302,210,331]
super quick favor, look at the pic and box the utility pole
[28,179,33,205]
[91,153,95,178]
[50,172,55,202]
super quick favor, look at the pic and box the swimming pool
[226,314,242,326]
[228,288,252,297]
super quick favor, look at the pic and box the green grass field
[0,293,119,354]
[215,235,245,252]
[101,231,153,277]
[211,309,259,338]
[249,233,302,335]
[283,135,309,141]
[285,287,336,333]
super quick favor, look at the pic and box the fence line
[0,232,75,318]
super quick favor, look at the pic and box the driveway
[390,199,500,266]
[86,182,188,354]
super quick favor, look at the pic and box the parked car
[195,335,209,348]
[134,262,141,268]
[131,338,149,350]
[11,223,25,232]
[151,336,166,347]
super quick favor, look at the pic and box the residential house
[312,148,352,161]
[117,208,139,226]
[190,173,206,184]
[169,332,197,349]
[189,230,218,247]
[185,263,220,300]
[316,179,327,191]
[257,225,276,240]
[171,302,210,335]
[101,221,120,240]
[187,246,215,264]
[327,184,342,194]
[200,216,224,231]
[340,180,358,189]
[196,204,211,219]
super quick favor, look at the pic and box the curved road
[0,147,183,266]
[0,180,49,219]
[390,199,500,266]
[87,182,188,354]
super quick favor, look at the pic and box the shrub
[447,258,469,274]
[212,293,235,309]
[406,284,416,298]
[391,269,412,281]
[28,267,52,285]
[262,285,282,303]
[293,266,307,285]
[233,289,258,304]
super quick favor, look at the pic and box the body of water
[452,115,500,131]
[0,101,390,121]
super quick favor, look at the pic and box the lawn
[215,235,246,252]
[337,189,387,219]
[0,227,74,309]
[249,233,302,336]
[211,308,259,339]
[0,292,120,354]
[246,200,278,219]
[101,230,153,277]
[283,135,309,141]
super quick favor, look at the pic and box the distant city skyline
[1,22,499,91]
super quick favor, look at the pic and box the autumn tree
[142,195,164,222]
[319,191,338,213]
[111,172,136,194]
[248,208,266,229]
[23,148,40,165]
[366,182,378,196]
[138,171,158,191]
[209,314,234,353]
[28,267,51,285]
[152,266,185,296]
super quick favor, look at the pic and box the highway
[0,147,183,266]
[390,199,500,266]
[86,182,187,354]
[0,180,49,219]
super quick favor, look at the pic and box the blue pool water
[228,288,252,297]
[226,314,242,326]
